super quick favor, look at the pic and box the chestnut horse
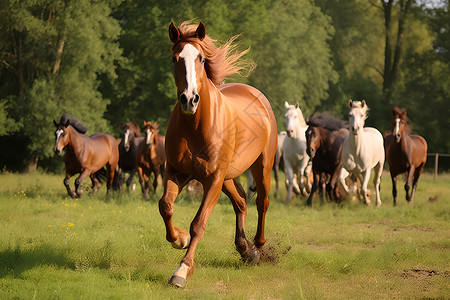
[160,21,277,287]
[384,107,427,205]
[117,122,144,191]
[136,121,166,199]
[305,112,348,205]
[53,114,119,197]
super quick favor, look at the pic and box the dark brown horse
[53,114,119,197]
[136,121,165,199]
[117,122,145,191]
[160,21,277,287]
[305,112,348,206]
[384,107,427,205]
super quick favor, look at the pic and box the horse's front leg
[138,166,149,199]
[391,172,398,206]
[306,170,319,206]
[127,167,137,192]
[360,169,372,205]
[299,156,310,195]
[63,173,76,198]
[152,167,160,192]
[405,165,416,202]
[284,159,295,203]
[168,175,224,287]
[74,169,91,197]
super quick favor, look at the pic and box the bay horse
[305,112,348,205]
[341,100,384,206]
[160,21,277,287]
[283,101,311,203]
[117,122,145,191]
[384,107,427,205]
[53,114,119,197]
[136,121,166,199]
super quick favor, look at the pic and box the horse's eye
[200,56,205,64]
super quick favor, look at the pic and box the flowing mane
[173,20,254,86]
[307,112,347,132]
[59,113,88,134]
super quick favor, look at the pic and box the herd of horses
[52,21,428,287]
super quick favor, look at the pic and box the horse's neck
[67,126,87,155]
[296,109,307,127]
[349,128,366,154]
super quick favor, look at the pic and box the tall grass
[0,170,448,299]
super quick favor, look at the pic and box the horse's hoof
[171,236,190,249]
[244,247,261,265]
[168,275,186,288]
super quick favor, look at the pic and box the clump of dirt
[401,268,450,278]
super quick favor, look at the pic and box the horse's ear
[169,22,180,43]
[53,120,58,128]
[284,101,289,109]
[143,120,147,126]
[348,99,353,108]
[195,22,206,41]
[121,123,125,129]
[402,108,407,115]
[295,102,299,109]
[361,100,366,108]
[64,119,70,127]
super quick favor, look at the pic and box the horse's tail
[95,167,107,184]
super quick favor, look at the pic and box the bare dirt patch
[401,268,450,279]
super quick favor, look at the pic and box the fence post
[434,153,439,181]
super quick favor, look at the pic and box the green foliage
[0,0,449,171]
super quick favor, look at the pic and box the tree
[0,0,123,171]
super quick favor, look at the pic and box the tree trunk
[381,0,412,104]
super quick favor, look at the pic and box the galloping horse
[341,100,384,206]
[283,101,311,203]
[117,122,144,191]
[305,112,348,205]
[160,21,277,287]
[136,121,166,199]
[53,114,119,197]
[384,107,427,205]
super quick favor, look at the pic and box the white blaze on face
[146,128,153,146]
[179,44,200,97]
[393,118,401,142]
[124,129,130,146]
[55,129,63,147]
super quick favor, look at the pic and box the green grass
[0,170,449,299]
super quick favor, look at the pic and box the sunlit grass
[0,171,448,298]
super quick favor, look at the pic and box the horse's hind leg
[410,164,424,203]
[90,174,99,195]
[152,168,159,192]
[222,178,259,263]
[250,154,272,249]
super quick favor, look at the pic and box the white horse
[340,100,384,206]
[283,101,311,203]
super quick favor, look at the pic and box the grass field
[0,170,449,299]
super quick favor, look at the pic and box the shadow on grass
[0,244,76,278]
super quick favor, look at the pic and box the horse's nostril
[193,94,200,103]
[180,94,188,105]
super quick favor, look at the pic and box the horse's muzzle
[54,148,62,156]
[395,133,401,143]
[179,93,200,114]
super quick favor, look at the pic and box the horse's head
[284,101,307,138]
[169,22,206,115]
[143,121,159,147]
[348,99,368,135]
[392,107,408,143]
[121,122,140,152]
[305,126,320,158]
[53,119,70,156]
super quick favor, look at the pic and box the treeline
[0,0,448,171]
